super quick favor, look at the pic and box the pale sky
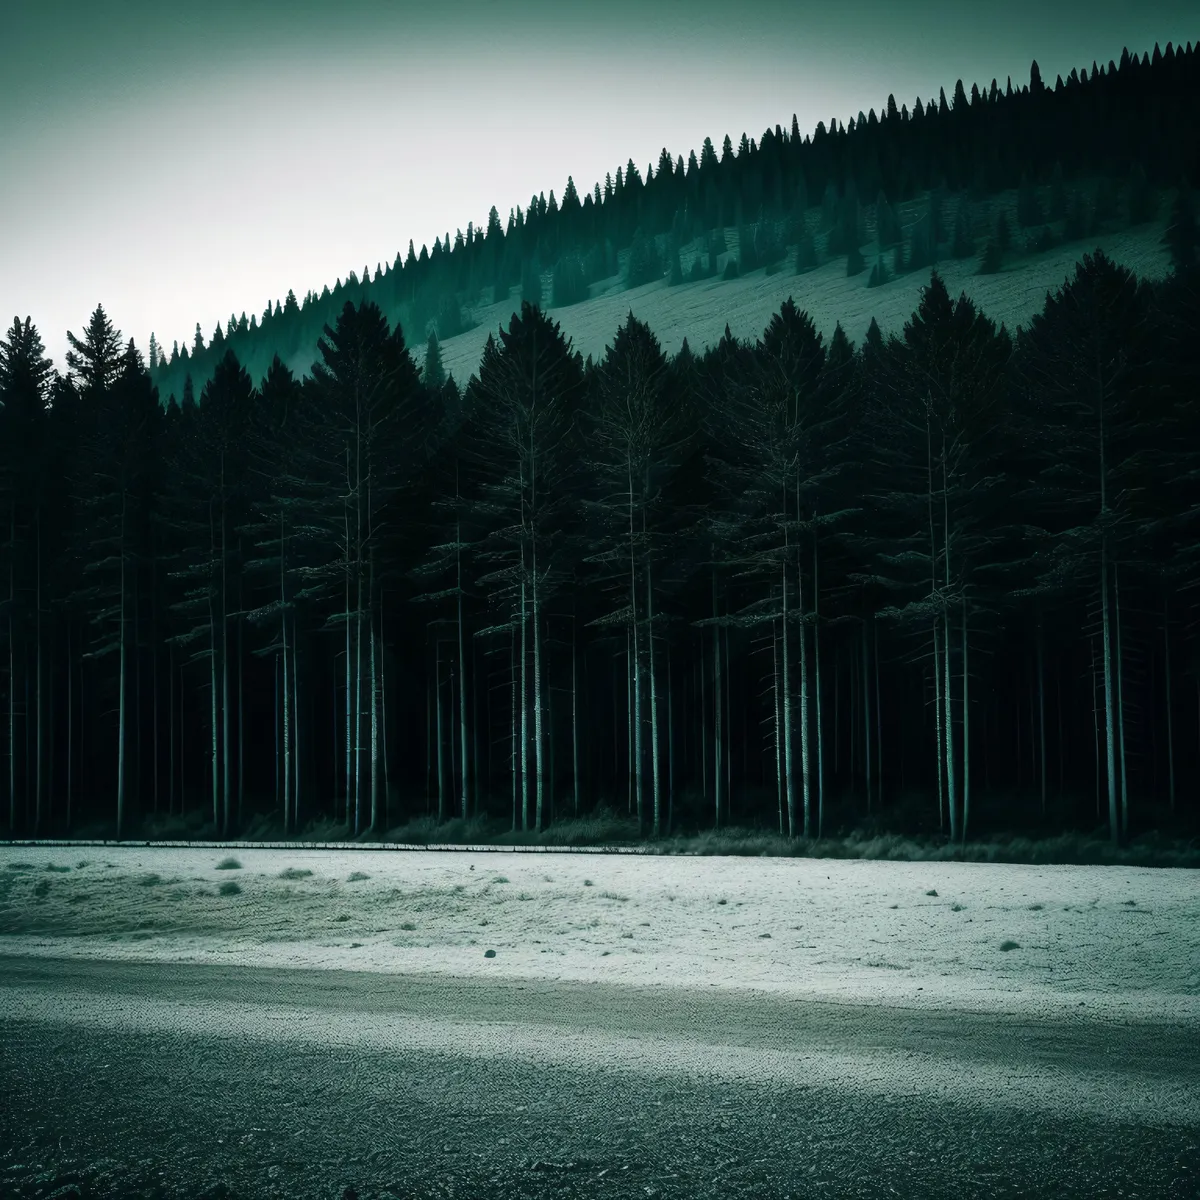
[1,0,1193,373]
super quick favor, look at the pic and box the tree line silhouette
[2,230,1199,844]
[145,41,1200,412]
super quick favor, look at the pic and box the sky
[1,1,1195,374]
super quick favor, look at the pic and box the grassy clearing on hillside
[429,187,1173,387]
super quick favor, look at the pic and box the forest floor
[1,845,1198,1198]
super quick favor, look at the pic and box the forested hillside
[2,41,1199,848]
[145,41,1199,404]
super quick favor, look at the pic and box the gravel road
[1,954,1197,1199]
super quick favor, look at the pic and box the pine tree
[423,331,447,391]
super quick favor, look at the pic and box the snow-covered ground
[2,845,1196,1024]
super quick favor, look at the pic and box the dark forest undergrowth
[13,788,1198,868]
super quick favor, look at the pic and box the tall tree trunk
[370,553,380,835]
[1101,541,1119,843]
[961,599,970,843]
[1090,636,1101,820]
[291,634,300,830]
[221,485,231,839]
[382,606,391,827]
[35,515,42,834]
[773,620,783,835]
[68,623,74,830]
[520,576,529,832]
[944,608,957,841]
[1037,616,1047,816]
[781,496,795,839]
[874,618,883,810]
[700,643,707,802]
[933,619,945,833]
[532,532,545,833]
[281,513,291,836]
[647,532,661,837]
[436,644,445,822]
[457,510,469,821]
[1115,561,1128,838]
[237,589,244,828]
[813,532,825,840]
[511,624,520,830]
[510,624,517,833]
[712,562,723,830]
[344,463,353,828]
[1164,592,1176,813]
[117,491,128,839]
[8,511,15,834]
[724,624,732,813]
[572,614,580,817]
[628,468,642,833]
[862,617,871,813]
[666,645,674,836]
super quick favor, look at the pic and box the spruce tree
[423,331,446,391]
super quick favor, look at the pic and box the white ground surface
[2,845,1197,1024]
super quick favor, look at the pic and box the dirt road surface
[1,954,1197,1199]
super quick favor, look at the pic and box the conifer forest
[2,41,1199,850]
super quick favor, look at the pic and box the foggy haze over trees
[2,42,1199,849]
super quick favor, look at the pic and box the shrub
[978,239,1004,275]
[215,857,242,870]
[218,880,241,896]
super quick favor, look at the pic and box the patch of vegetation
[218,880,241,896]
[278,867,313,880]
[215,857,242,870]
[717,898,728,906]
[45,863,71,873]
[348,871,370,882]
[926,889,938,896]
[1028,903,1044,911]
[493,876,509,884]
[334,913,350,922]
[399,921,417,931]
[600,891,629,902]
[6,863,36,871]
[139,873,163,887]
[999,940,1020,952]
[951,903,965,912]
[32,879,51,898]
